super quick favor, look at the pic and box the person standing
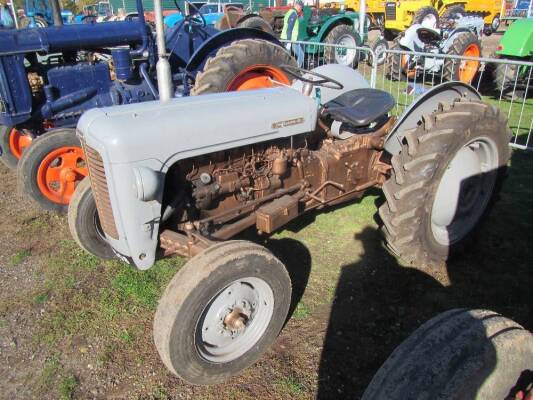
[0,0,15,29]
[281,0,305,67]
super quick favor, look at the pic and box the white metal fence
[282,40,533,151]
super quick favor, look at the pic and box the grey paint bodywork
[384,81,482,155]
[77,63,482,270]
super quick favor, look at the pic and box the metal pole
[154,0,174,101]
[8,1,18,28]
[50,0,63,26]
[359,0,365,39]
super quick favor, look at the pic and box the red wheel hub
[226,65,291,91]
[36,146,88,205]
[8,128,33,159]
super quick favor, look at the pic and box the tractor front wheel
[192,39,296,95]
[68,177,115,260]
[443,31,481,84]
[153,241,292,385]
[324,24,360,68]
[0,125,33,170]
[18,129,87,213]
[379,99,511,268]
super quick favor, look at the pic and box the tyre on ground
[192,39,297,95]
[443,31,481,84]
[0,125,33,170]
[153,241,292,385]
[368,37,389,67]
[379,98,511,268]
[323,23,361,68]
[17,128,87,213]
[386,35,411,81]
[68,177,116,260]
[362,309,533,399]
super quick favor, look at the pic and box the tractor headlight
[133,167,162,202]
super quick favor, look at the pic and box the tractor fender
[384,81,481,155]
[185,28,281,74]
[496,18,533,58]
[315,16,357,43]
[399,24,424,51]
[439,27,478,53]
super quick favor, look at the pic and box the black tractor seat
[321,88,396,127]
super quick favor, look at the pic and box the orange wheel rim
[459,44,480,83]
[36,146,87,205]
[8,128,33,159]
[401,55,416,78]
[226,65,291,91]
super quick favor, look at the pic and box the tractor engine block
[167,119,393,238]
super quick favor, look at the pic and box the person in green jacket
[281,0,304,67]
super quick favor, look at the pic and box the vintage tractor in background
[19,0,73,27]
[383,0,501,39]
[387,12,484,83]
[0,0,296,212]
[67,0,512,376]
[494,17,533,96]
[259,4,369,67]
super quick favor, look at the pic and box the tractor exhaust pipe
[50,0,63,26]
[153,0,174,102]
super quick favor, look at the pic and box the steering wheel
[184,0,206,27]
[280,65,344,90]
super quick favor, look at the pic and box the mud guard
[185,28,282,74]
[384,81,481,155]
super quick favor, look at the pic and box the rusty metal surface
[160,116,395,257]
[82,140,119,240]
[159,230,212,258]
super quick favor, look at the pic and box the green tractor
[494,18,533,95]
[259,5,368,67]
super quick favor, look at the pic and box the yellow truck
[383,0,502,38]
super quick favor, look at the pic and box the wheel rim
[195,277,274,363]
[334,34,357,65]
[226,65,291,91]
[459,44,480,83]
[431,137,499,246]
[421,14,437,29]
[8,128,33,159]
[492,17,500,31]
[374,42,387,64]
[36,146,88,205]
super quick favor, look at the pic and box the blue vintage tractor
[0,0,295,212]
[19,0,74,27]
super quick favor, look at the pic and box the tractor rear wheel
[18,128,87,213]
[236,16,274,34]
[443,31,481,84]
[192,39,296,95]
[324,24,360,68]
[68,177,115,260]
[387,36,409,81]
[0,125,33,170]
[413,6,439,28]
[153,241,291,385]
[362,309,533,400]
[379,99,511,268]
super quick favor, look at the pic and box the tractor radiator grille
[385,2,396,20]
[81,139,119,240]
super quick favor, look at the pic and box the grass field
[1,145,532,398]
